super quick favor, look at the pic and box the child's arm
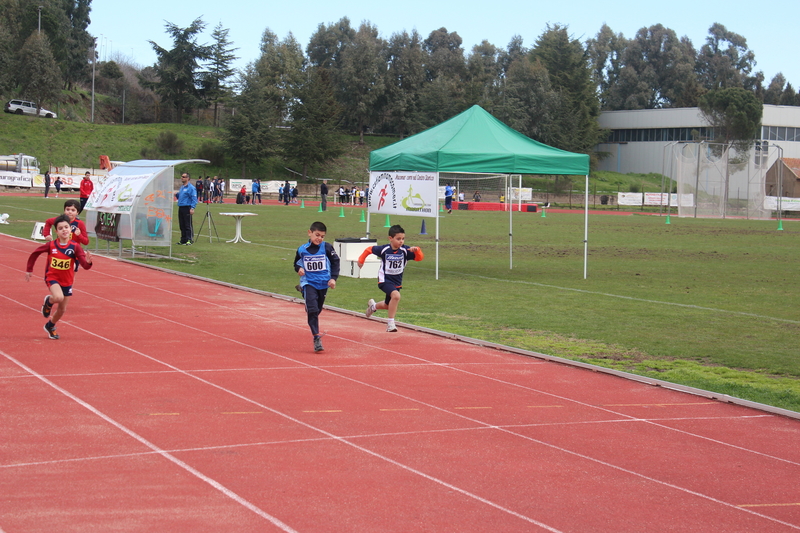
[73,220,89,245]
[42,217,55,241]
[327,242,340,289]
[409,246,424,261]
[357,246,373,268]
[25,244,49,280]
[294,249,304,276]
[75,244,94,270]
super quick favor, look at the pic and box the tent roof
[369,106,589,176]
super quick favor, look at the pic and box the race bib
[302,254,327,272]
[384,252,404,275]
[50,257,71,270]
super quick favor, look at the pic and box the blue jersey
[294,241,340,290]
[371,244,419,286]
[445,185,454,198]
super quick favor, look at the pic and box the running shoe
[42,295,52,318]
[365,299,376,318]
[386,323,398,333]
[313,336,324,352]
[44,322,59,340]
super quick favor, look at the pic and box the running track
[2,232,799,532]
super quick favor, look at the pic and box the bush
[154,130,183,155]
[195,141,225,167]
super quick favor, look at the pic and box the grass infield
[4,195,800,413]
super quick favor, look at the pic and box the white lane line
[1,349,298,533]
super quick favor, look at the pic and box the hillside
[0,111,665,193]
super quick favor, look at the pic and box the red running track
[2,232,799,532]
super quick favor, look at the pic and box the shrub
[195,141,225,167]
[154,130,183,155]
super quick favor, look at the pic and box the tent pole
[584,174,589,279]
[435,212,440,280]
[508,175,512,269]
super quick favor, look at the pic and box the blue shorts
[378,282,401,304]
[48,279,73,296]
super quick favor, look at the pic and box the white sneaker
[386,323,398,332]
[365,299,376,318]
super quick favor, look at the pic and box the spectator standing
[251,179,261,204]
[284,180,291,205]
[320,180,328,211]
[175,172,197,245]
[44,170,51,198]
[54,177,62,197]
[79,172,94,212]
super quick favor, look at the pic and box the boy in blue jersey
[358,224,424,332]
[294,221,340,352]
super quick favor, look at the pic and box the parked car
[4,99,57,118]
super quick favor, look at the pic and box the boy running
[25,214,94,340]
[358,224,424,332]
[43,199,89,246]
[294,221,340,352]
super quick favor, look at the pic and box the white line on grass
[432,268,800,325]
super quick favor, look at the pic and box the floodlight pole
[37,6,42,34]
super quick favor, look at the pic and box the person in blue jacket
[175,172,198,245]
[294,221,340,352]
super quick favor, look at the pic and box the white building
[596,105,800,217]
[597,104,800,175]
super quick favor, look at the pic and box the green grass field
[4,194,799,412]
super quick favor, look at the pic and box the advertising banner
[368,171,438,218]
[89,173,152,212]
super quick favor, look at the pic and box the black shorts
[378,282,401,305]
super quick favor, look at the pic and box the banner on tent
[368,171,438,218]
[89,173,152,213]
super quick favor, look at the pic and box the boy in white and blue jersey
[294,221,340,352]
[358,224,424,332]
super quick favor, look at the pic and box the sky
[87,0,800,88]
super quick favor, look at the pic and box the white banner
[369,171,438,218]
[0,172,33,187]
[618,192,643,206]
[509,188,533,201]
[90,173,152,212]
[619,192,693,207]
[764,196,800,211]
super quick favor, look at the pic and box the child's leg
[304,286,326,337]
[47,284,66,323]
[51,294,69,325]
[386,290,401,319]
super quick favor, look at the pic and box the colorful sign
[368,171,438,218]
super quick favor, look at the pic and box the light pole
[37,6,42,34]
[91,42,96,123]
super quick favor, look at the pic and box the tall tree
[282,67,346,179]
[336,21,386,143]
[385,29,426,137]
[607,24,696,110]
[764,73,786,105]
[222,63,279,177]
[61,0,93,90]
[586,24,626,110]
[696,23,758,91]
[465,40,502,110]
[530,24,603,155]
[503,56,566,147]
[17,32,62,114]
[0,21,14,93]
[422,27,466,82]
[306,17,354,70]
[146,17,210,123]
[256,29,305,123]
[201,22,238,127]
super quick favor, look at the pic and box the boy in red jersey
[43,199,89,246]
[357,224,423,332]
[25,215,94,340]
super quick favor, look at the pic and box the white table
[220,212,257,243]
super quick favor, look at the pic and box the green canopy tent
[368,105,592,278]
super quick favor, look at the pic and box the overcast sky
[88,0,799,90]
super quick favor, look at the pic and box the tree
[465,40,502,110]
[61,0,93,90]
[764,73,786,105]
[222,63,279,177]
[0,22,14,93]
[586,24,626,110]
[607,24,696,110]
[336,21,386,143]
[696,23,758,91]
[422,27,466,82]
[306,17,355,70]
[699,87,762,152]
[201,23,238,127]
[146,17,211,123]
[503,56,566,147]
[384,29,426,137]
[17,32,62,115]
[282,68,346,179]
[256,29,305,123]
[530,24,603,155]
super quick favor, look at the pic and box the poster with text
[368,171,439,218]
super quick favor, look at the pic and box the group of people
[279,181,299,204]
[294,221,423,352]
[196,176,225,203]
[42,171,94,207]
[336,185,366,205]
[25,171,425,349]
